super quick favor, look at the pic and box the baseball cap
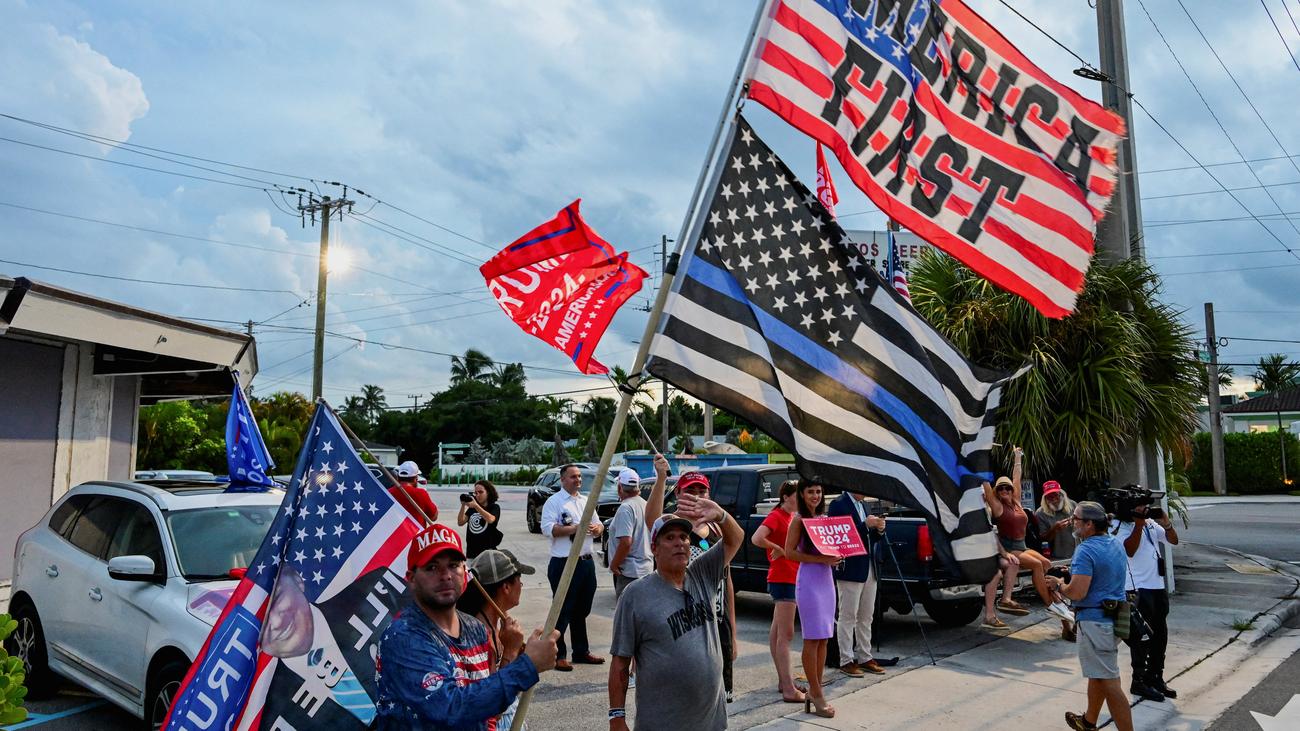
[395,460,422,479]
[677,471,710,492]
[1042,480,1063,496]
[616,467,640,487]
[651,513,694,543]
[994,476,1015,489]
[470,549,535,584]
[407,523,464,571]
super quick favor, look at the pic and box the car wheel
[922,597,984,628]
[527,502,542,534]
[145,659,190,730]
[5,602,56,699]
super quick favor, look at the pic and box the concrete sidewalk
[753,543,1300,730]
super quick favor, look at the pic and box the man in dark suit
[828,491,886,676]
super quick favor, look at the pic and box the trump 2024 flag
[164,403,421,730]
[481,201,648,375]
[748,0,1124,317]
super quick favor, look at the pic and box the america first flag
[748,0,1124,317]
[164,404,421,730]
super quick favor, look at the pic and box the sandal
[982,616,1009,629]
[996,600,1030,616]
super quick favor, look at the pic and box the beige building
[0,276,258,582]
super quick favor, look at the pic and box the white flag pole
[509,2,775,728]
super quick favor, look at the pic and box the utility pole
[299,194,354,400]
[1204,303,1227,495]
[1092,0,1157,492]
[660,233,673,454]
[1093,0,1144,263]
[408,394,421,412]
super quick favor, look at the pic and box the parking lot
[8,483,1036,730]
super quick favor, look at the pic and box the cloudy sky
[3,0,1298,406]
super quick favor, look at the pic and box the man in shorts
[607,492,743,729]
[1048,501,1133,731]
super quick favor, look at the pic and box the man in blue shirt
[375,524,559,730]
[1047,501,1132,731]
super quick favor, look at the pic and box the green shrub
[1189,431,1300,494]
[0,613,28,725]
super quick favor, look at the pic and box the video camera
[1100,484,1165,522]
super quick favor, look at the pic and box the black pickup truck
[640,464,985,628]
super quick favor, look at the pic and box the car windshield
[583,472,621,501]
[166,505,279,580]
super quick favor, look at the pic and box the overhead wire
[0,257,304,295]
[1260,0,1300,76]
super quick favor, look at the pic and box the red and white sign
[480,200,648,375]
[802,516,867,559]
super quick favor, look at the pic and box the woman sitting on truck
[783,477,840,719]
[752,480,805,704]
[986,447,1076,641]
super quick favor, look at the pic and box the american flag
[646,116,1019,582]
[747,0,1124,317]
[885,227,911,301]
[165,403,421,730]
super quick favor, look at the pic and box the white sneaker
[1047,601,1074,622]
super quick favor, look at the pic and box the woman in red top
[986,447,1074,640]
[751,480,805,704]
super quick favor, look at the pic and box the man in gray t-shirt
[610,467,654,599]
[608,492,743,731]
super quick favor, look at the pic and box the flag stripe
[748,0,1122,318]
[647,116,1022,583]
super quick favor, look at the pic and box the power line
[0,200,315,259]
[1135,0,1300,241]
[0,257,304,295]
[1160,262,1300,276]
[0,112,326,188]
[349,212,482,267]
[1260,0,1300,76]
[1148,248,1289,259]
[0,135,274,192]
[373,200,497,254]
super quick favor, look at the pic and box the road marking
[1251,693,1300,730]
[4,700,107,729]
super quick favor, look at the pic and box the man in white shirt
[541,463,605,671]
[610,461,662,598]
[1110,499,1179,703]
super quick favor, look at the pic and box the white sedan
[5,479,282,729]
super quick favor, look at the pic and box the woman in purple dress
[783,477,840,718]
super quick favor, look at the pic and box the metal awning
[0,276,257,401]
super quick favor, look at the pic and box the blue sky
[3,0,1300,405]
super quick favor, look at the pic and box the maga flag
[646,117,1018,583]
[748,0,1124,317]
[815,143,839,216]
[164,403,421,730]
[226,378,276,490]
[481,200,648,374]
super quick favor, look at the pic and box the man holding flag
[373,524,559,729]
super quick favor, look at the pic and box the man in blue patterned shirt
[375,524,558,729]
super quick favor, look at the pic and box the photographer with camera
[1106,485,1179,703]
[458,479,502,558]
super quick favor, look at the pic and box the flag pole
[509,3,774,729]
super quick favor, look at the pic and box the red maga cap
[407,523,465,571]
[676,471,711,492]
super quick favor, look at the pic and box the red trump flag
[480,201,647,374]
[748,0,1124,317]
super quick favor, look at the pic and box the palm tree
[450,348,495,385]
[1252,354,1300,393]
[909,253,1202,483]
[359,384,387,423]
[341,395,367,421]
[493,362,527,391]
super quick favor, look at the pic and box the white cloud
[0,19,148,141]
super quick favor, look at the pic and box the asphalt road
[1207,614,1300,731]
[17,492,1299,729]
[1182,502,1300,563]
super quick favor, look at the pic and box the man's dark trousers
[548,555,596,660]
[1125,587,1170,685]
